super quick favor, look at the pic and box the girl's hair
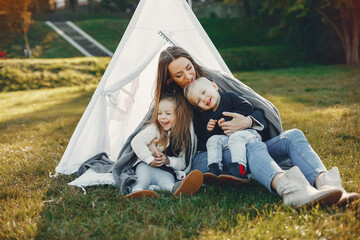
[152,92,191,156]
[151,46,204,158]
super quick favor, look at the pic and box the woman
[152,45,359,208]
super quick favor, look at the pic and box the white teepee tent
[55,0,232,175]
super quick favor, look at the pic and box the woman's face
[168,57,196,89]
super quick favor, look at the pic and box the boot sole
[203,172,220,185]
[218,174,249,185]
[174,170,203,196]
[125,190,159,199]
[336,192,360,207]
[302,189,342,208]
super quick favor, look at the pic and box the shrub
[220,45,307,71]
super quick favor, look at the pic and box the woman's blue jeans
[191,129,327,194]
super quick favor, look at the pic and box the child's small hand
[207,119,217,131]
[154,152,170,167]
[218,118,225,126]
[149,160,157,167]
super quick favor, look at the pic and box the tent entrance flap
[105,45,169,160]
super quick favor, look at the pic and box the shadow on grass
[35,175,284,239]
[37,174,358,239]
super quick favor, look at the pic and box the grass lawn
[0,64,359,239]
[0,58,109,92]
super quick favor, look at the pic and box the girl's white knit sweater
[131,123,189,180]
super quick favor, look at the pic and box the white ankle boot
[315,167,359,206]
[275,166,342,208]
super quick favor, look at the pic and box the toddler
[184,77,262,184]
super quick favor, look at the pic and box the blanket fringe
[80,186,87,195]
[49,171,60,178]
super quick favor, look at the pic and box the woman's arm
[251,109,268,129]
[219,110,267,136]
[218,112,252,136]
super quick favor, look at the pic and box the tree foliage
[99,0,137,12]
[263,0,360,65]
[0,0,35,57]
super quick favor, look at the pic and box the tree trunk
[350,0,360,65]
[23,32,32,57]
[316,2,360,66]
[242,0,251,17]
[88,0,94,13]
[339,3,352,65]
[339,2,359,66]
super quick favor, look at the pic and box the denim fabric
[132,162,175,193]
[206,135,228,170]
[228,129,261,165]
[191,149,232,173]
[247,129,327,194]
[206,130,261,169]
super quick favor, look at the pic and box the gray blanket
[77,69,284,195]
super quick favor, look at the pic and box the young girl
[125,93,203,199]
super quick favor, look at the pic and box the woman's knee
[246,141,268,166]
[247,141,267,153]
[283,129,306,142]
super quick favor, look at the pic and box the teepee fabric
[55,0,231,175]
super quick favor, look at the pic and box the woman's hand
[218,112,252,136]
[153,152,170,167]
[148,138,162,157]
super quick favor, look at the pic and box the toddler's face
[157,100,176,131]
[189,82,220,111]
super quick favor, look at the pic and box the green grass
[0,64,359,239]
[0,58,110,92]
[75,19,130,52]
[0,21,84,59]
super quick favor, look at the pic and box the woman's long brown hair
[151,46,205,158]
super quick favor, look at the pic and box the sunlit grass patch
[198,203,360,239]
[0,86,96,239]
[0,64,359,239]
[236,65,360,107]
[0,58,109,92]
[0,85,96,123]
